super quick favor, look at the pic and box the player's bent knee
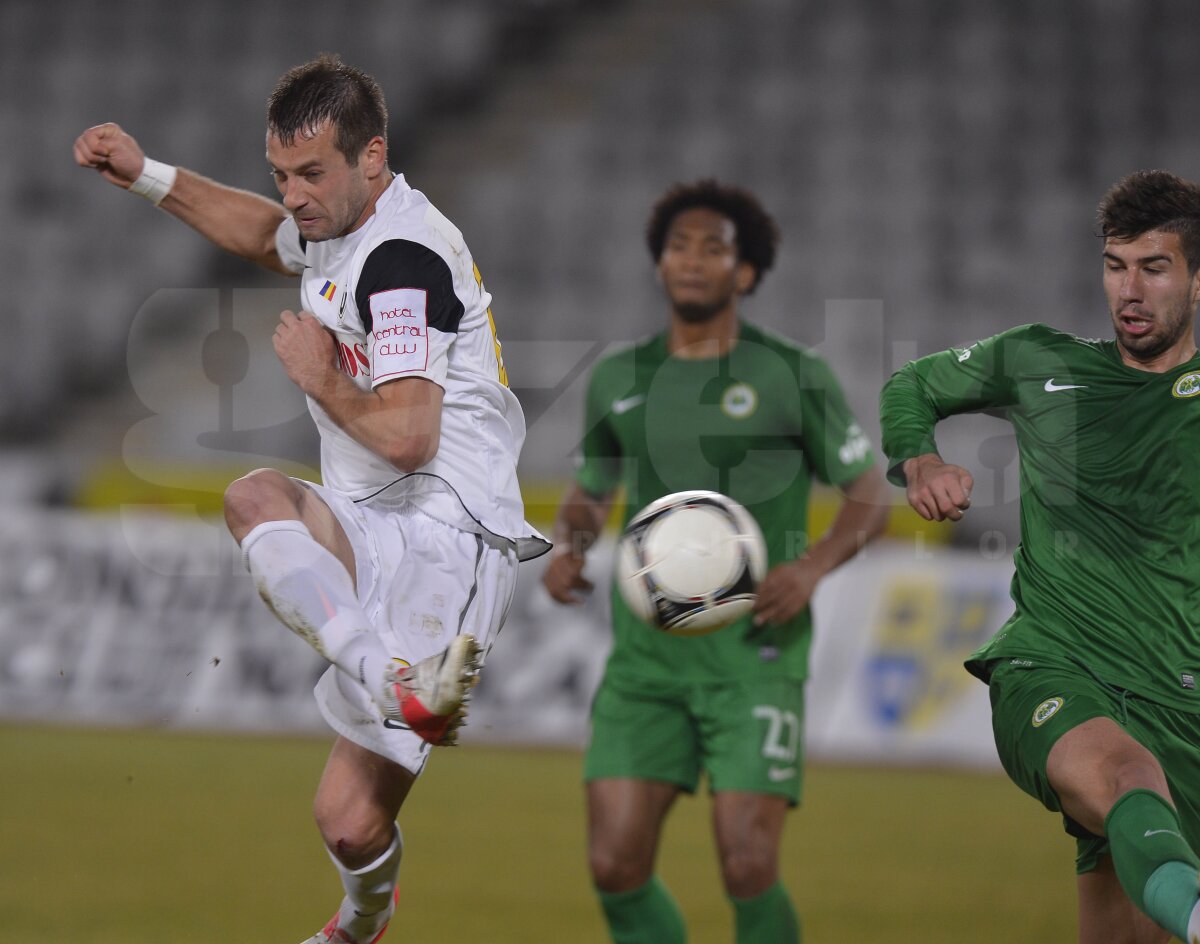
[1067,759,1169,831]
[719,850,777,899]
[589,844,652,893]
[1109,756,1170,801]
[314,805,396,869]
[223,468,299,536]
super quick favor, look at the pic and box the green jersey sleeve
[879,324,1035,484]
[575,358,624,499]
[796,354,876,487]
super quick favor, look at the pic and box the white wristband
[128,157,177,206]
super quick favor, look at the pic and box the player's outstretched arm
[902,453,973,522]
[543,483,613,605]
[752,464,891,626]
[74,122,293,276]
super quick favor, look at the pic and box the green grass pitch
[2,724,1077,942]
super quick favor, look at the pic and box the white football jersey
[275,174,547,560]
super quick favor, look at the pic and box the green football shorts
[583,671,806,805]
[987,658,1200,873]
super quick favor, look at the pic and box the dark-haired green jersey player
[880,169,1200,944]
[544,179,890,944]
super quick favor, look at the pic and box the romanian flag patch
[319,280,337,301]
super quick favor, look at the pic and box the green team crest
[720,383,758,418]
[1031,697,1064,727]
[1172,372,1200,399]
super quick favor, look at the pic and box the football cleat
[302,887,399,944]
[382,634,481,746]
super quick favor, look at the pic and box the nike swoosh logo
[382,718,411,730]
[1044,379,1088,392]
[611,394,646,415]
[1144,828,1184,839]
[768,766,797,782]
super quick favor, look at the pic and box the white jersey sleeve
[274,216,307,275]
[354,240,461,390]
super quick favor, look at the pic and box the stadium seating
[8,0,1200,538]
[0,0,597,437]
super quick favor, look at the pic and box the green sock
[1145,862,1199,940]
[597,876,686,944]
[1105,788,1199,939]
[731,882,800,944]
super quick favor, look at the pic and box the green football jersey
[578,320,875,683]
[880,323,1200,709]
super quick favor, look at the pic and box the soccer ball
[616,490,767,636]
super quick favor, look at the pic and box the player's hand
[903,453,973,521]
[543,551,593,605]
[273,310,338,396]
[73,122,147,189]
[751,558,822,627]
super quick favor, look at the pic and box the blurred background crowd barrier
[0,513,1006,768]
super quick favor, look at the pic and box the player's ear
[734,260,755,295]
[362,135,387,178]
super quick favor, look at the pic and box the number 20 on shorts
[753,704,800,763]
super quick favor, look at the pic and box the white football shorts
[303,480,519,774]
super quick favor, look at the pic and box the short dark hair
[1098,170,1200,273]
[267,54,388,167]
[645,179,780,293]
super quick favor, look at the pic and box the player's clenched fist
[902,452,973,522]
[272,310,339,398]
[73,122,147,189]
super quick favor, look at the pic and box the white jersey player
[74,55,548,944]
[274,172,538,544]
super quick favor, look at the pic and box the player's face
[657,207,754,323]
[1103,230,1200,367]
[267,122,376,242]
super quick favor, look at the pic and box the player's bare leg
[1047,718,1172,835]
[588,778,686,944]
[1049,718,1200,942]
[302,736,415,944]
[713,791,799,943]
[1077,858,1170,944]
[711,791,788,897]
[225,468,478,745]
[588,778,678,892]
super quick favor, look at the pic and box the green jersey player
[544,180,889,944]
[880,170,1200,944]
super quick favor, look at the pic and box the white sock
[328,825,403,940]
[240,520,392,699]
